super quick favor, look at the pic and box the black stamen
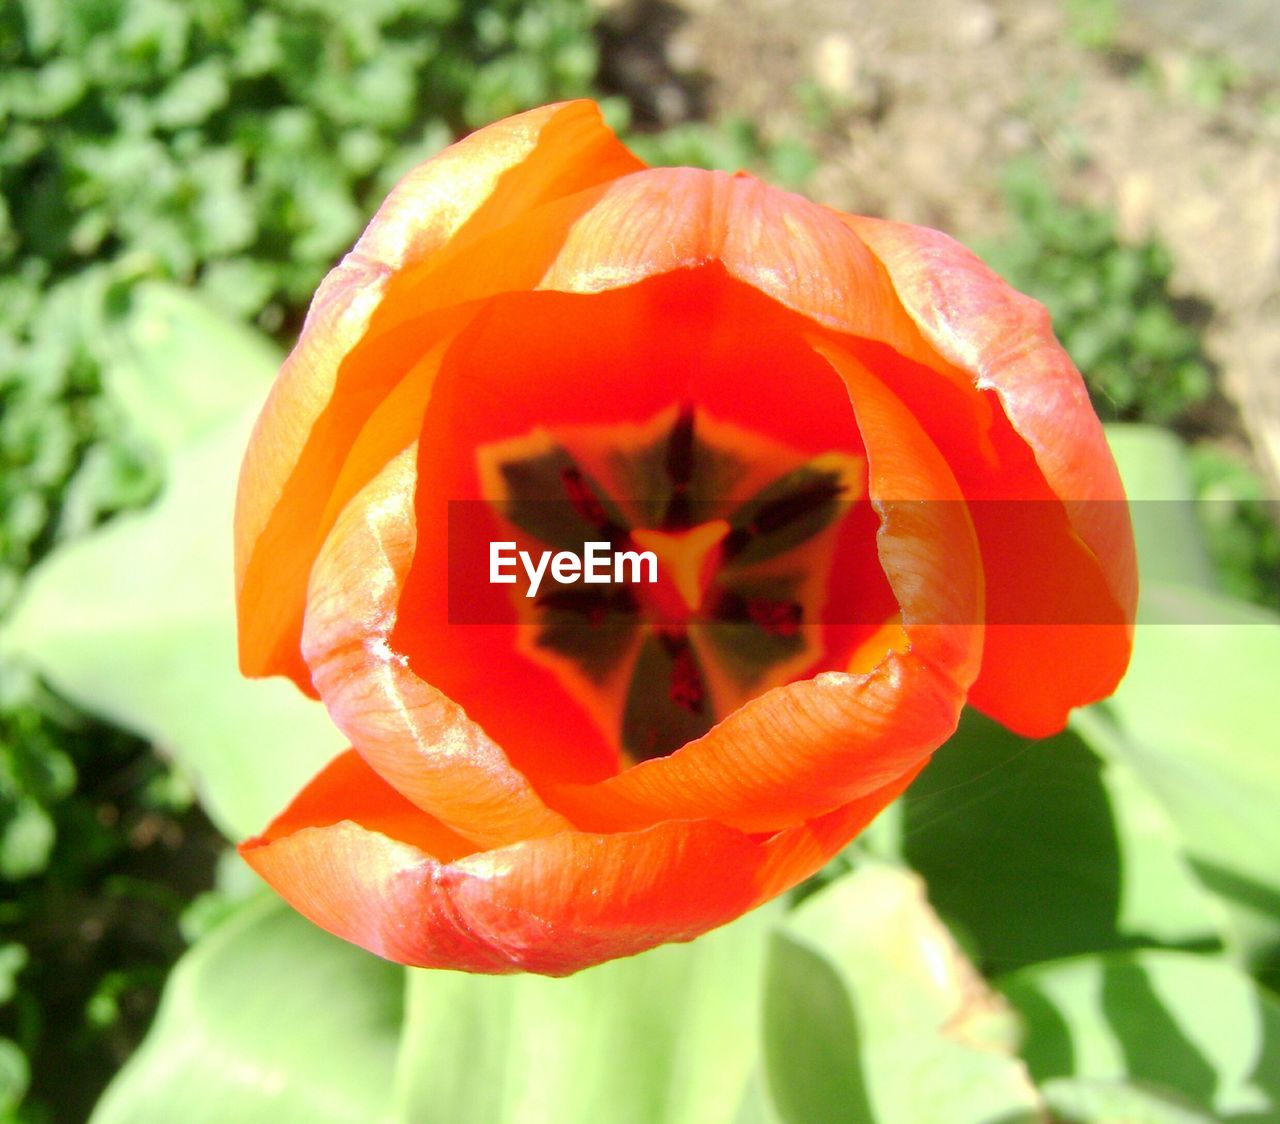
[663,402,697,528]
[659,633,705,714]
[665,402,696,487]
[560,466,609,527]
[560,465,630,545]
[754,477,844,535]
[746,598,802,638]
[536,585,639,625]
[722,471,846,563]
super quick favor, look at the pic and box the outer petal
[254,748,477,861]
[535,167,941,368]
[546,348,982,834]
[236,101,644,688]
[240,750,918,975]
[301,445,574,848]
[370,166,955,380]
[756,760,926,899]
[841,215,1137,735]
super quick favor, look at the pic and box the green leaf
[1,404,345,839]
[393,903,778,1124]
[1103,424,1218,593]
[152,59,229,129]
[1069,425,1280,967]
[763,931,872,1122]
[1074,585,1280,966]
[101,281,283,459]
[0,797,55,880]
[1040,1076,1218,1123]
[91,895,404,1124]
[763,864,1044,1123]
[0,1037,29,1117]
[1002,950,1280,1120]
[901,710,1225,973]
[0,943,26,1004]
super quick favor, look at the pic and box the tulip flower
[235,101,1136,975]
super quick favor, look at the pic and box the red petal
[241,751,761,975]
[534,168,930,356]
[255,748,477,861]
[236,102,643,688]
[301,446,574,848]
[757,759,926,898]
[240,749,914,975]
[841,215,1137,734]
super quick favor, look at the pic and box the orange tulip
[235,101,1136,975]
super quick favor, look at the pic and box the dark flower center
[480,403,863,762]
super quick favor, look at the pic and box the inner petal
[393,268,896,785]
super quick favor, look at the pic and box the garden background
[1,0,1279,1120]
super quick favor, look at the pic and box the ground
[601,0,1280,489]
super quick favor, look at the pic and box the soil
[599,0,1280,491]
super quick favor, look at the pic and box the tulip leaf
[1000,950,1280,1120]
[899,710,1225,972]
[392,903,779,1124]
[1073,584,1280,966]
[101,280,285,457]
[762,863,1044,1123]
[1069,425,1280,964]
[1103,424,1218,593]
[1038,1077,1218,1124]
[731,1071,783,1124]
[762,931,872,1122]
[0,404,346,839]
[91,895,404,1124]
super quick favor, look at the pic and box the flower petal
[372,166,959,383]
[236,101,642,688]
[815,338,984,683]
[240,749,914,975]
[756,759,926,899]
[352,102,644,275]
[547,351,982,834]
[254,748,477,861]
[536,168,935,359]
[841,215,1138,734]
[240,750,761,975]
[301,445,574,848]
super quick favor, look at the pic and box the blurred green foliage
[0,0,596,321]
[979,160,1214,426]
[0,672,215,1123]
[1063,0,1121,51]
[1190,445,1280,612]
[627,116,818,192]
